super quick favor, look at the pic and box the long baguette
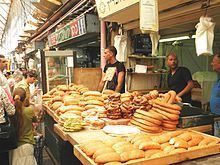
[135,109,163,121]
[152,108,179,120]
[153,104,180,115]
[154,100,182,111]
[133,113,162,125]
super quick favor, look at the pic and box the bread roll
[139,141,161,150]
[144,149,162,158]
[130,135,150,144]
[83,91,102,97]
[188,136,203,147]
[102,89,115,95]
[198,138,214,146]
[163,145,175,153]
[93,148,115,159]
[84,96,104,102]
[86,100,104,106]
[160,142,171,150]
[166,130,184,137]
[150,152,166,158]
[177,132,192,142]
[169,148,187,154]
[51,102,63,110]
[174,140,188,149]
[133,138,151,148]
[81,142,106,156]
[95,152,121,164]
[120,150,145,162]
[112,142,131,150]
[152,135,171,144]
[114,144,134,154]
[104,137,125,147]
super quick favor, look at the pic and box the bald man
[166,53,194,103]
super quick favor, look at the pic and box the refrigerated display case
[44,50,76,92]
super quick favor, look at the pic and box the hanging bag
[0,106,17,153]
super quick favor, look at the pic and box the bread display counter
[42,84,219,164]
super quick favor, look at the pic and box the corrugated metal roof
[0,0,11,43]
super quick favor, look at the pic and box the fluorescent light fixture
[159,36,190,42]
[159,35,196,42]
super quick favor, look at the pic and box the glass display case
[45,50,75,92]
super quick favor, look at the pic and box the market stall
[42,83,220,165]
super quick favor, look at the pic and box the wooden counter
[54,124,110,145]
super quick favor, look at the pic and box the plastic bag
[114,35,127,62]
[195,16,215,56]
[150,32,160,56]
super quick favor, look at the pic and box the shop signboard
[95,0,139,19]
[48,14,95,47]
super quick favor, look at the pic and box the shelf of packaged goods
[128,55,166,59]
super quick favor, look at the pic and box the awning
[0,0,11,44]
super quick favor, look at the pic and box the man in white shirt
[0,55,11,94]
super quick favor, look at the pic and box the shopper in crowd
[11,87,37,165]
[0,55,11,94]
[14,69,38,101]
[8,70,24,93]
[166,52,194,103]
[98,45,126,93]
[0,86,16,165]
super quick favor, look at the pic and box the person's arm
[177,80,194,97]
[115,71,125,93]
[97,72,106,92]
[1,88,15,116]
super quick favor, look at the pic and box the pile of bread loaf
[79,130,220,164]
[105,93,122,119]
[129,90,182,133]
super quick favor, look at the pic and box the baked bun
[83,91,102,97]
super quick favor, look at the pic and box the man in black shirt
[167,53,194,103]
[98,46,125,93]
